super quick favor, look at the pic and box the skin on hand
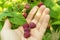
[1,5,50,40]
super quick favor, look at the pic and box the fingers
[39,8,50,23]
[30,7,50,39]
[30,5,46,37]
[38,15,50,40]
[17,5,50,39]
[26,6,38,23]
[36,8,50,29]
[31,5,46,24]
[2,19,11,29]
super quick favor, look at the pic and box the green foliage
[0,0,28,31]
[9,12,26,25]
[0,22,4,31]
[0,9,26,31]
[57,1,60,5]
[52,21,60,25]
[43,31,60,40]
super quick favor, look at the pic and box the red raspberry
[38,2,43,7]
[29,22,36,29]
[23,23,29,29]
[24,27,30,32]
[23,23,31,38]
[24,32,31,38]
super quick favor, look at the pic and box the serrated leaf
[0,10,27,30]
[9,12,27,25]
[0,11,13,21]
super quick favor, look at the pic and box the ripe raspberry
[23,23,29,29]
[38,2,43,7]
[24,27,30,32]
[29,22,36,29]
[24,32,31,38]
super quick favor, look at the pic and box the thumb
[2,19,11,29]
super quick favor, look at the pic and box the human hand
[1,5,50,40]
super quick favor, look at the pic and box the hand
[1,5,50,40]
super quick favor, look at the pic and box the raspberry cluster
[23,22,36,38]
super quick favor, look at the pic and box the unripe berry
[25,4,30,9]
[23,12,27,18]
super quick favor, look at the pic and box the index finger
[26,6,38,23]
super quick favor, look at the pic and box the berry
[29,22,36,29]
[23,12,27,18]
[23,23,31,38]
[24,32,31,38]
[24,27,30,32]
[23,23,29,29]
[38,2,43,7]
[25,4,30,9]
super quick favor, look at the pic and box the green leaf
[11,24,19,29]
[0,23,2,31]
[43,0,55,8]
[57,1,60,5]
[0,22,3,31]
[27,0,41,8]
[52,21,60,25]
[0,10,27,30]
[0,11,13,21]
[9,12,27,25]
[50,9,59,19]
